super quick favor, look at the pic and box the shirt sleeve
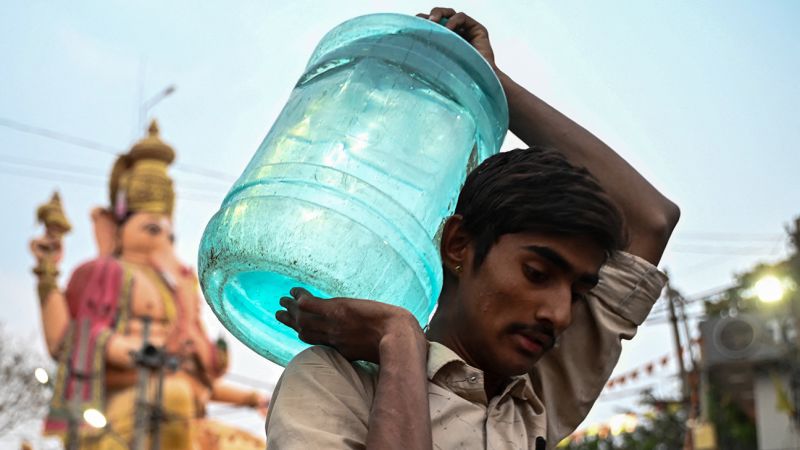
[530,251,667,444]
[265,345,376,449]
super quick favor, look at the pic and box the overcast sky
[1,0,798,443]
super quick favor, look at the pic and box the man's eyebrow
[522,245,599,287]
[522,245,572,271]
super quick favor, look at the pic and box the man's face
[451,232,605,377]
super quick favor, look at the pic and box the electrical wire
[0,154,231,195]
[0,117,237,182]
[669,244,785,256]
[0,164,221,205]
[672,231,786,242]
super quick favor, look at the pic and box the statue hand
[256,393,270,417]
[30,235,63,266]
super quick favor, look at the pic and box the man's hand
[276,288,425,364]
[418,7,497,70]
[274,289,432,449]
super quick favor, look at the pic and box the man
[266,8,679,449]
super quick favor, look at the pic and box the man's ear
[440,215,472,275]
[91,207,117,257]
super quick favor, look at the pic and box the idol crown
[109,120,176,220]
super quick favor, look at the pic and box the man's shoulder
[268,347,378,447]
[284,346,379,385]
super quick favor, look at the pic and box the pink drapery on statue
[45,258,124,433]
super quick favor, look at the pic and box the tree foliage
[0,324,52,438]
[561,394,686,450]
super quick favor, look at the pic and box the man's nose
[534,285,573,332]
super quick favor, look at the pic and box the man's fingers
[289,286,334,314]
[279,295,299,316]
[277,304,331,345]
[275,310,296,330]
[289,287,313,300]
[445,12,467,31]
[416,13,429,19]
[428,7,456,23]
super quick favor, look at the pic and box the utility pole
[790,217,800,425]
[665,278,698,450]
[666,279,689,401]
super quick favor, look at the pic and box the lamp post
[139,85,176,131]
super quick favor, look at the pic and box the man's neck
[426,316,511,400]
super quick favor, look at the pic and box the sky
[1,0,799,445]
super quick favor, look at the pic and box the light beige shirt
[266,252,666,449]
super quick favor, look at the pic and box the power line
[673,231,785,242]
[669,244,785,256]
[0,117,237,182]
[0,164,221,205]
[645,312,707,326]
[0,155,228,196]
[0,117,119,155]
[646,284,734,322]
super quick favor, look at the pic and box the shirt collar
[427,341,544,413]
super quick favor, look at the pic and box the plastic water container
[198,13,508,366]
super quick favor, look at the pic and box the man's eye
[571,292,588,304]
[523,266,549,283]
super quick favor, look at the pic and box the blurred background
[1,1,798,449]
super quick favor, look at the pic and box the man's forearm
[366,333,431,450]
[498,71,679,264]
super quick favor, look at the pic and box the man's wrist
[378,314,427,365]
[496,69,523,100]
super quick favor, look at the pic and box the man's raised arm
[499,72,680,263]
[427,7,679,264]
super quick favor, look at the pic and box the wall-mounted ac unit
[700,313,790,368]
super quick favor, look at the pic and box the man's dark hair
[454,147,627,269]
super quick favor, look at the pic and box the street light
[139,84,176,131]
[755,275,786,303]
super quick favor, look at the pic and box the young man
[266,8,679,449]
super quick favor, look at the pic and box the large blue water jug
[199,13,508,366]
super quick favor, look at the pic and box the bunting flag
[603,337,701,390]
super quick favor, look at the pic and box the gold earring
[454,264,463,274]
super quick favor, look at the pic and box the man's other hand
[417,7,497,71]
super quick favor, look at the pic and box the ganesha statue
[30,121,268,449]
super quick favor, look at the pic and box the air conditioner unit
[699,313,790,368]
